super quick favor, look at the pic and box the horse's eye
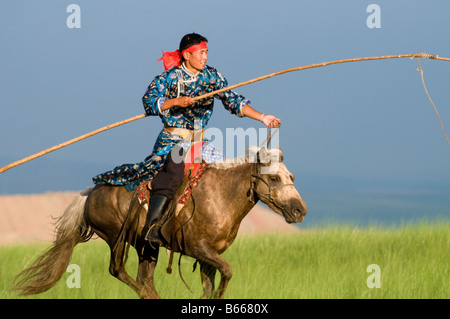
[270,176,279,182]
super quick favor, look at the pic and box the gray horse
[14,147,307,299]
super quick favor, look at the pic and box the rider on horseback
[93,33,280,246]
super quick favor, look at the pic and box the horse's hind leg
[109,241,148,298]
[136,242,161,299]
[200,261,217,299]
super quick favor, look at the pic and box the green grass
[1,221,448,299]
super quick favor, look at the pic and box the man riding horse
[92,33,281,246]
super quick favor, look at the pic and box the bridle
[247,161,296,212]
[247,126,296,210]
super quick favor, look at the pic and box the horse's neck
[211,162,256,219]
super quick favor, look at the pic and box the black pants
[151,146,185,200]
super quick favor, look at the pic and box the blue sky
[1,1,449,223]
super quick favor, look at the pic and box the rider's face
[183,49,208,73]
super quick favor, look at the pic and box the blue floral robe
[92,64,250,191]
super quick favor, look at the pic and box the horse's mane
[208,156,248,169]
[208,147,283,169]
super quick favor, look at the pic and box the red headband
[158,41,208,71]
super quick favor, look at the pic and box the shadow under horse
[14,147,307,299]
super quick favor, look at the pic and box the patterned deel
[92,64,250,191]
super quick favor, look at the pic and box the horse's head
[248,147,307,223]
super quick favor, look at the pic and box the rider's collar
[181,63,200,78]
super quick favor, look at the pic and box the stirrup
[145,224,163,248]
[142,225,152,242]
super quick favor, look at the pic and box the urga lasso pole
[1,52,449,174]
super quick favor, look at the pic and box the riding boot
[142,194,171,247]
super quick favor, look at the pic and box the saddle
[135,142,208,251]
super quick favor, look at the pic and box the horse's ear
[247,146,282,163]
[246,146,259,163]
[257,147,270,163]
[277,146,284,162]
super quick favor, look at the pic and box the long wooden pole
[1,52,448,174]
[0,114,146,174]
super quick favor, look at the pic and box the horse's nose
[292,200,307,223]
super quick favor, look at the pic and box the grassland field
[1,220,448,299]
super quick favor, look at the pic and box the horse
[13,147,307,299]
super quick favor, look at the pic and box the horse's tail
[13,188,94,296]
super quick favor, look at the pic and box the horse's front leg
[193,241,232,299]
[214,261,232,299]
